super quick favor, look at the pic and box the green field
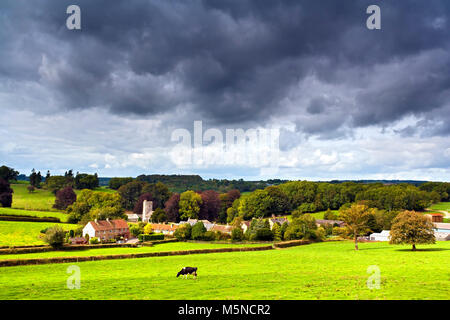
[11,184,57,211]
[0,221,78,246]
[0,242,264,260]
[0,241,448,300]
[429,202,450,212]
[0,208,69,222]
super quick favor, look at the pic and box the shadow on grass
[395,248,450,252]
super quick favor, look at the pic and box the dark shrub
[0,178,13,208]
[138,233,164,241]
[202,231,216,241]
[256,228,273,241]
[54,186,77,210]
[231,228,244,242]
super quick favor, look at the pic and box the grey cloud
[0,0,450,139]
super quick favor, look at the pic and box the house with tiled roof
[269,216,289,229]
[210,224,233,234]
[315,219,345,228]
[83,218,130,241]
[151,223,179,235]
[241,221,251,233]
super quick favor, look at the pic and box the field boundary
[0,239,179,255]
[0,245,274,267]
[0,215,61,223]
[273,240,312,248]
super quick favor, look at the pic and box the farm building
[210,224,233,234]
[182,219,215,231]
[425,213,444,223]
[316,219,345,228]
[434,223,450,234]
[241,221,251,233]
[151,223,179,235]
[369,230,390,241]
[126,212,139,223]
[269,216,289,229]
[83,218,130,241]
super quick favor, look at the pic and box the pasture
[11,184,57,211]
[0,242,264,261]
[0,221,78,246]
[0,241,448,300]
[0,207,69,222]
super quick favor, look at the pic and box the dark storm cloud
[1,0,450,135]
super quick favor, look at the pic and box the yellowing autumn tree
[144,223,153,235]
[389,211,435,251]
[340,203,375,250]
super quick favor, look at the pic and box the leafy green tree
[67,189,124,223]
[109,177,134,190]
[390,211,436,251]
[179,190,203,220]
[340,204,374,250]
[191,222,207,240]
[174,223,192,240]
[151,208,167,223]
[44,226,66,248]
[118,180,146,210]
[272,223,282,241]
[46,176,72,194]
[284,214,318,240]
[142,182,172,209]
[74,173,99,190]
[323,209,338,220]
[130,225,142,237]
[231,227,244,242]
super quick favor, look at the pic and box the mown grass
[429,202,450,212]
[0,242,264,260]
[0,221,78,246]
[0,241,448,300]
[0,208,69,222]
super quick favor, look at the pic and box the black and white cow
[177,267,198,279]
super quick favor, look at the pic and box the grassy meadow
[11,183,57,211]
[0,221,78,246]
[0,242,264,261]
[0,207,69,222]
[0,241,448,300]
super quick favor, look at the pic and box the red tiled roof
[211,225,232,233]
[151,223,179,231]
[88,219,129,231]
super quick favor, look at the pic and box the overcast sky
[1,0,450,181]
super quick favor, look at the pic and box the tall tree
[142,182,172,209]
[164,193,180,222]
[118,180,146,210]
[340,203,374,250]
[179,190,203,220]
[133,192,153,215]
[390,211,436,251]
[0,178,13,208]
[53,186,77,210]
[0,166,18,182]
[199,190,221,221]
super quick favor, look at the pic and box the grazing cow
[177,267,198,279]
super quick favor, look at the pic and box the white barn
[369,230,390,242]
